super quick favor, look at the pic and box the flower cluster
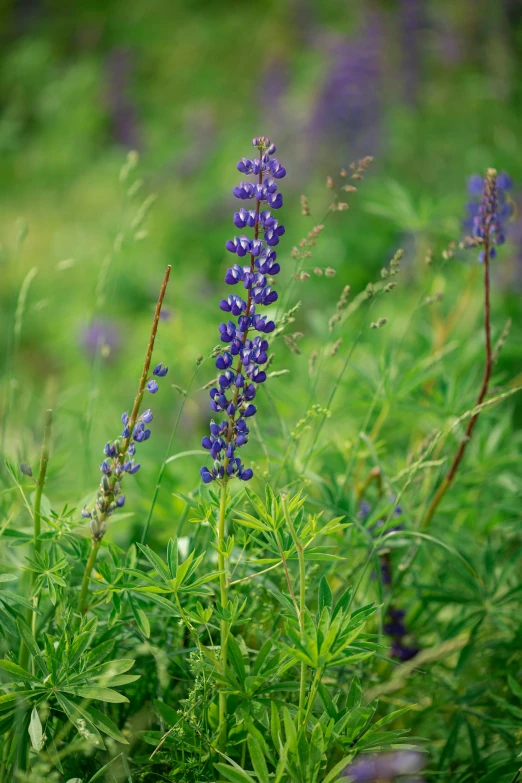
[359,499,419,661]
[200,137,286,485]
[464,170,512,261]
[385,607,419,663]
[82,362,168,540]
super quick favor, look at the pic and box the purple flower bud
[100,460,112,475]
[146,380,159,393]
[153,362,168,377]
[200,466,214,484]
[20,463,33,477]
[116,495,125,507]
[141,409,153,423]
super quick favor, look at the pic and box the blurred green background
[1,0,521,543]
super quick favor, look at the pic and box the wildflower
[201,137,286,484]
[80,318,121,360]
[82,271,170,541]
[311,13,383,159]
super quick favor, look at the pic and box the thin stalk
[300,667,322,734]
[421,232,493,530]
[78,264,171,612]
[282,495,307,720]
[19,409,52,671]
[78,539,101,615]
[217,480,229,745]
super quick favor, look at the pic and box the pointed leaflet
[215,763,257,783]
[248,735,269,783]
[318,576,333,613]
[129,595,151,638]
[85,705,129,744]
[0,659,39,682]
[28,706,44,751]
[63,686,129,704]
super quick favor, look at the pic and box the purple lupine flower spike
[201,137,286,485]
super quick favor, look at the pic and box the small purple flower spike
[464,169,513,262]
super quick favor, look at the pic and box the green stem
[300,668,322,735]
[20,409,52,671]
[217,480,229,746]
[78,539,101,614]
[282,495,307,721]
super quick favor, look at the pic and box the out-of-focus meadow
[1,2,522,780]
[2,0,521,543]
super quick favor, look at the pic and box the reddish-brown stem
[121,264,172,458]
[421,234,492,529]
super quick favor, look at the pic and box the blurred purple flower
[342,750,425,781]
[311,10,384,159]
[81,319,121,360]
[106,47,141,150]
[159,307,173,321]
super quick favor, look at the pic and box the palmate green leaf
[63,686,129,704]
[0,659,40,682]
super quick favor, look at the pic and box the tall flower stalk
[422,169,506,529]
[200,136,286,742]
[78,265,171,613]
